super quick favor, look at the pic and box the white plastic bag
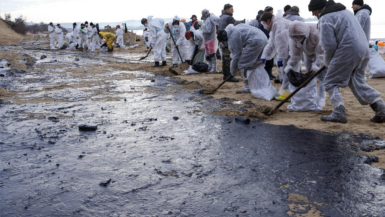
[368,48,385,78]
[287,78,321,111]
[248,64,279,101]
[184,66,200,74]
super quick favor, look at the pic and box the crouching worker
[99,32,115,52]
[185,30,205,65]
[217,24,278,101]
[285,21,327,111]
[165,16,188,68]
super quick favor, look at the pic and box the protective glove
[165,23,169,28]
[277,61,283,68]
[261,59,266,63]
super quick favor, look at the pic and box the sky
[1,0,384,24]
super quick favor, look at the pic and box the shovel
[166,26,189,71]
[267,66,327,116]
[202,76,232,94]
[139,47,153,61]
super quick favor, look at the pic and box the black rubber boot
[172,64,178,68]
[152,62,160,67]
[370,100,385,123]
[321,105,348,124]
[186,60,192,65]
[161,61,167,66]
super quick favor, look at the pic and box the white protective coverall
[55,26,64,48]
[72,25,79,47]
[261,16,292,99]
[187,29,205,64]
[249,19,260,28]
[48,25,56,49]
[147,16,167,62]
[87,24,93,44]
[65,32,73,45]
[285,21,326,111]
[164,16,188,65]
[284,12,305,22]
[355,5,372,42]
[90,27,99,51]
[115,27,125,49]
[142,30,151,48]
[65,32,77,50]
[226,24,278,101]
[201,9,217,61]
[79,27,88,48]
[319,5,385,123]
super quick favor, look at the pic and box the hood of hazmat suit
[286,21,324,73]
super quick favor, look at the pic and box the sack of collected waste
[192,62,209,72]
[368,48,385,79]
[248,64,278,101]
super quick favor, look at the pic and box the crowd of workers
[139,0,385,124]
[47,0,385,124]
[48,21,126,52]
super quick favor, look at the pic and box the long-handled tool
[166,26,189,71]
[267,66,327,116]
[202,76,232,94]
[139,47,153,61]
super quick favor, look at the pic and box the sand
[0,19,23,46]
[176,66,385,139]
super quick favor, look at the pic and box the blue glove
[261,59,266,63]
[277,61,283,68]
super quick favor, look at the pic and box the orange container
[378,41,385,47]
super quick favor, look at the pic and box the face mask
[173,25,179,28]
[144,24,148,27]
[201,16,206,21]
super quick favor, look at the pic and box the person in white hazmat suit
[79,23,89,49]
[285,21,326,111]
[352,0,371,42]
[48,22,56,50]
[142,28,151,50]
[55,24,64,49]
[90,23,99,52]
[115,25,125,49]
[284,6,306,22]
[164,16,188,68]
[185,29,205,64]
[86,21,93,43]
[141,16,168,67]
[201,9,218,72]
[260,12,292,101]
[65,32,77,50]
[217,24,278,100]
[72,23,79,48]
[309,0,385,123]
